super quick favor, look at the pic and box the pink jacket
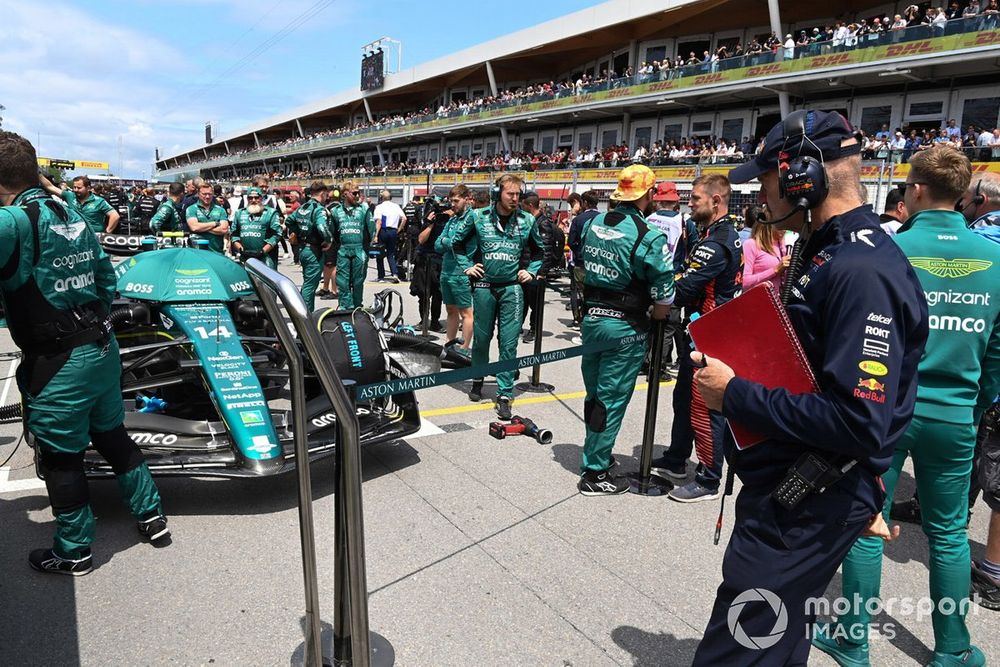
[742,238,784,292]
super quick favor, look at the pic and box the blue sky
[1,0,598,179]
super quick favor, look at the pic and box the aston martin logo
[909,257,993,279]
[49,221,87,241]
[591,225,626,241]
[175,268,209,276]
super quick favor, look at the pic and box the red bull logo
[747,64,783,77]
[857,378,885,392]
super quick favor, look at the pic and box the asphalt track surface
[0,252,996,666]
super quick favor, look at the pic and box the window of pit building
[645,46,668,64]
[721,118,745,143]
[601,129,619,148]
[635,126,653,149]
[962,97,1000,133]
[691,120,713,135]
[859,105,893,135]
[663,124,683,144]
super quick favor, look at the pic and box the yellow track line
[419,380,675,418]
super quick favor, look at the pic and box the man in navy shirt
[689,110,928,666]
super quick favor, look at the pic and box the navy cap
[729,110,860,184]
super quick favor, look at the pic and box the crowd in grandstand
[164,4,998,175]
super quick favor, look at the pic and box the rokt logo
[728,588,788,650]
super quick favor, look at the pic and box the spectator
[880,186,909,234]
[372,189,406,284]
[741,218,792,293]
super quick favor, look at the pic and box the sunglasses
[248,196,261,200]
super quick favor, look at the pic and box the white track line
[0,357,18,406]
[0,467,46,494]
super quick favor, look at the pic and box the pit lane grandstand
[155,0,1000,206]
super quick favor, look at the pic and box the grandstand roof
[165,0,881,160]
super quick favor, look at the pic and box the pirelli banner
[38,157,111,171]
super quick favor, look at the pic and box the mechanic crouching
[0,131,168,576]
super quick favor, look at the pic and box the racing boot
[971,559,1000,610]
[468,380,484,402]
[138,514,171,544]
[29,548,93,577]
[926,646,986,667]
[811,633,870,667]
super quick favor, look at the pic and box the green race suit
[0,188,161,559]
[286,198,331,311]
[579,203,674,472]
[149,199,183,234]
[449,205,546,398]
[330,202,374,309]
[232,206,282,269]
[61,190,114,234]
[185,202,229,253]
[835,209,1000,655]
[435,207,475,309]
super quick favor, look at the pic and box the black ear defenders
[491,177,524,204]
[778,110,829,211]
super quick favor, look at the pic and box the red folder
[688,283,818,450]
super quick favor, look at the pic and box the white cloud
[0,2,198,177]
[1,0,358,178]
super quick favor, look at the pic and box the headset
[491,174,525,205]
[955,179,985,213]
[777,110,830,213]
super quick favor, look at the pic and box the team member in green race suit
[40,174,120,234]
[434,184,476,355]
[449,173,548,420]
[329,180,374,309]
[231,187,282,269]
[0,132,167,576]
[817,148,999,667]
[149,182,185,234]
[285,181,332,311]
[185,183,230,253]
[577,165,674,495]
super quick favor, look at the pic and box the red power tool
[488,416,552,444]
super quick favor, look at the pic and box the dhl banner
[275,30,1000,151]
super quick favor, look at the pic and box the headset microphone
[759,202,806,225]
